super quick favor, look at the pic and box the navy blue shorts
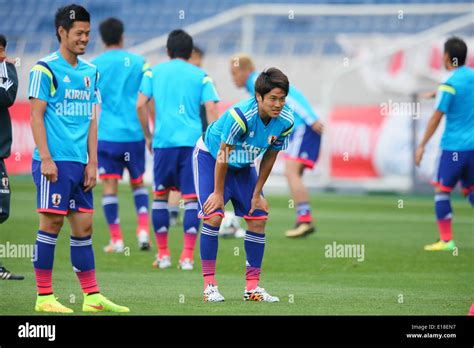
[192,146,268,220]
[32,160,93,215]
[283,124,321,169]
[432,150,474,195]
[98,140,146,184]
[153,147,196,199]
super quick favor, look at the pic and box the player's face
[257,88,287,118]
[62,21,90,56]
[231,65,247,88]
[0,45,6,62]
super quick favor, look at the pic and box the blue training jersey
[28,50,101,164]
[435,66,474,151]
[139,59,220,148]
[245,71,318,129]
[92,49,148,142]
[204,96,294,169]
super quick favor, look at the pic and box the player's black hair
[54,4,90,43]
[193,45,204,57]
[254,67,289,99]
[0,34,7,48]
[167,29,193,60]
[444,36,467,67]
[99,18,124,46]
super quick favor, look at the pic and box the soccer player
[92,18,151,253]
[137,30,219,270]
[415,37,474,252]
[230,54,323,238]
[0,33,24,280]
[28,4,128,313]
[168,45,207,227]
[194,67,294,302]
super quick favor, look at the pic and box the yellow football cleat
[285,223,315,238]
[424,240,456,251]
[83,293,130,313]
[35,294,73,314]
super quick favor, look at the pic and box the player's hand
[415,146,425,167]
[145,136,153,154]
[311,120,324,134]
[83,162,97,192]
[203,192,224,215]
[41,158,58,183]
[249,195,268,215]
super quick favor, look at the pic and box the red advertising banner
[4,101,34,175]
[329,106,385,179]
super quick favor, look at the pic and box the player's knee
[205,215,223,228]
[130,181,144,190]
[246,219,266,232]
[41,215,64,233]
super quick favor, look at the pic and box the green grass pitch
[1,176,472,315]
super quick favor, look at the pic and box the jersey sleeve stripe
[229,108,248,134]
[438,84,456,95]
[142,62,150,72]
[144,71,153,78]
[281,124,294,137]
[203,76,213,84]
[32,62,57,96]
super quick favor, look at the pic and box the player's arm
[202,142,233,215]
[137,92,152,153]
[416,83,454,166]
[201,76,220,124]
[415,110,444,166]
[0,62,18,108]
[137,70,154,153]
[30,98,57,182]
[84,106,98,192]
[204,101,219,124]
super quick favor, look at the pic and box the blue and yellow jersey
[92,49,149,142]
[435,66,474,151]
[139,59,219,148]
[204,96,294,169]
[28,50,101,164]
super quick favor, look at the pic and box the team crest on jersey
[1,176,8,188]
[268,135,277,145]
[52,193,62,207]
[84,76,91,89]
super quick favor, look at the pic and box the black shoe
[0,266,24,280]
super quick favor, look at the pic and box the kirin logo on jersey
[1,176,8,188]
[268,135,278,145]
[84,76,91,89]
[51,193,62,207]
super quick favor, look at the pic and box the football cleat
[82,293,130,313]
[137,229,150,251]
[244,287,279,302]
[35,294,73,313]
[103,240,124,253]
[203,284,225,302]
[152,255,171,269]
[0,266,24,280]
[285,223,315,238]
[178,258,194,271]
[468,303,474,316]
[424,240,456,252]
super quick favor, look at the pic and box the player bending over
[230,54,323,238]
[29,4,129,313]
[194,68,294,302]
[92,18,151,253]
[416,37,474,252]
